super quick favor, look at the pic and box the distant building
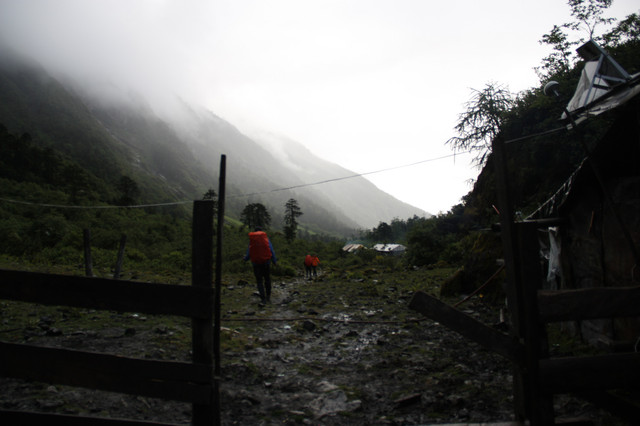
[372,243,406,255]
[342,243,364,253]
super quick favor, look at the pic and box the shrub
[153,251,190,272]
[125,248,148,263]
[272,261,296,277]
[37,246,82,266]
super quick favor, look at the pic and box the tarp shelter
[561,39,640,125]
[564,39,634,117]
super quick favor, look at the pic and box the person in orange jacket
[304,254,313,279]
[310,254,320,278]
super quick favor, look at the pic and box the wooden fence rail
[539,352,640,393]
[0,341,213,404]
[0,198,218,426]
[0,269,213,318]
[408,291,520,361]
[538,286,640,322]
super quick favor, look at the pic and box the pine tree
[283,198,303,242]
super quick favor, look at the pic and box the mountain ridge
[0,48,428,233]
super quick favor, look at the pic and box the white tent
[372,243,406,255]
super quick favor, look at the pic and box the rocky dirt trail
[217,275,516,425]
[0,270,621,425]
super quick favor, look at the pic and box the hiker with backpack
[304,254,313,279]
[310,254,320,278]
[244,227,277,305]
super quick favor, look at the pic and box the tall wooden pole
[491,135,528,421]
[191,199,214,425]
[213,155,226,426]
[492,135,554,424]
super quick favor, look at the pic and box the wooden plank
[538,286,640,322]
[0,410,180,426]
[0,342,212,404]
[0,269,213,319]
[408,291,520,361]
[539,352,640,393]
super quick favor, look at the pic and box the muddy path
[217,275,515,424]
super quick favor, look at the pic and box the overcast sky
[1,0,638,214]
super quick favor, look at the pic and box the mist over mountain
[0,47,427,233]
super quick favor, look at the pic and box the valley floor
[0,266,624,425]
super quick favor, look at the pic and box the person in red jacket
[310,254,320,278]
[243,227,277,305]
[304,254,313,279]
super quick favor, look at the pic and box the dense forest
[1,1,639,282]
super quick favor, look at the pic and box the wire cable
[228,151,472,199]
[0,150,473,209]
[0,197,191,209]
[504,125,566,144]
[453,264,505,308]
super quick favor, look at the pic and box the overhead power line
[229,151,473,199]
[0,150,472,210]
[504,126,566,144]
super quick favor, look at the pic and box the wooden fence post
[113,234,127,279]
[493,135,555,424]
[213,155,226,426]
[515,221,554,424]
[191,199,215,426]
[491,135,528,421]
[83,229,93,277]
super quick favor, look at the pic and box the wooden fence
[0,156,226,425]
[509,221,640,424]
[410,137,640,424]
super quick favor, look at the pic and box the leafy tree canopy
[240,202,271,230]
[446,82,514,168]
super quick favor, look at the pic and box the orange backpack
[249,231,272,264]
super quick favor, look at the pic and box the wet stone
[301,320,316,332]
